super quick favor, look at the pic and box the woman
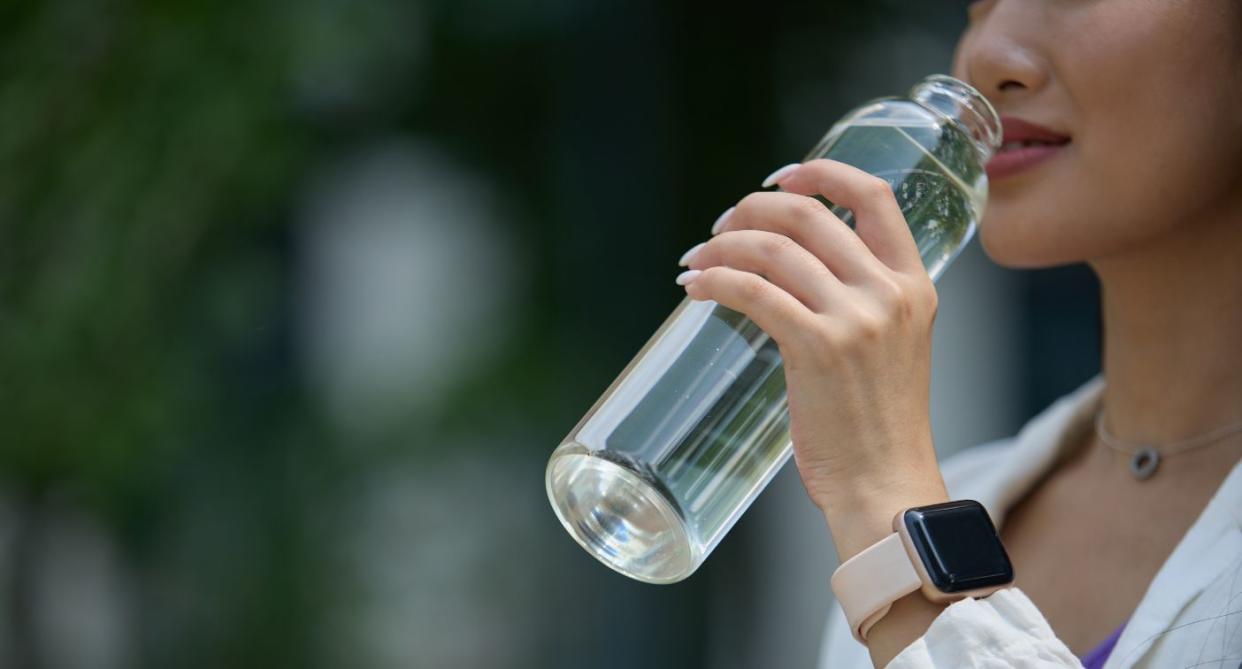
[672,1,1242,667]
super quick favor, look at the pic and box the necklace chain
[1094,409,1242,457]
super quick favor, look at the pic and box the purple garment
[1080,620,1127,669]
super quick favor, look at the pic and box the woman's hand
[675,159,950,562]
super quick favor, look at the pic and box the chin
[976,209,1087,269]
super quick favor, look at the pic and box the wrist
[819,474,949,562]
[830,498,1015,652]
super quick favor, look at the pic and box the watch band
[830,533,922,643]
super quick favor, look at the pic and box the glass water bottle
[545,75,1001,584]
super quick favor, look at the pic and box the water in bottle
[545,75,1001,584]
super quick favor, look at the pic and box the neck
[1089,200,1242,444]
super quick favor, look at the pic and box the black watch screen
[903,500,1015,593]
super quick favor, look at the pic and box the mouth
[986,116,1072,182]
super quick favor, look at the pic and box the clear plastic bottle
[545,75,1001,584]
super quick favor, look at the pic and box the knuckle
[735,192,766,218]
[688,267,719,296]
[791,195,827,221]
[820,304,889,351]
[907,275,938,316]
[699,266,727,285]
[867,274,911,319]
[804,158,834,173]
[811,263,837,286]
[890,290,916,322]
[879,274,937,324]
[891,293,916,322]
[761,233,799,259]
[922,281,940,315]
[862,175,895,201]
[874,274,905,304]
[740,273,769,302]
[851,308,888,341]
[818,319,862,351]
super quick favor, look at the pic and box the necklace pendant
[1130,447,1161,481]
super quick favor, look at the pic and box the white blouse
[817,374,1242,668]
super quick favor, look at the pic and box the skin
[675,0,1242,666]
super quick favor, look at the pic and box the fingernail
[710,206,735,235]
[761,163,802,188]
[675,269,702,286]
[678,241,707,267]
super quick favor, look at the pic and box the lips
[986,116,1072,181]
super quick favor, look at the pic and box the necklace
[1094,410,1242,481]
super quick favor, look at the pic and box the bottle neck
[910,75,1002,165]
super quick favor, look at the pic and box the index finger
[772,159,924,275]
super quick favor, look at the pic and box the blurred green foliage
[0,0,314,495]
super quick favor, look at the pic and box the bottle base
[545,449,697,584]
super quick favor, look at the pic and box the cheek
[975,147,1126,269]
[978,113,1238,269]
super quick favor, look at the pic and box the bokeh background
[0,1,1101,668]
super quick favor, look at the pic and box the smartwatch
[830,499,1015,644]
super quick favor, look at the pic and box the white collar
[942,372,1242,666]
[1110,451,1242,665]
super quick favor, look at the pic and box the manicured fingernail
[675,269,702,286]
[678,241,707,267]
[710,206,735,235]
[761,163,802,188]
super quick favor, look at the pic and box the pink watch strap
[830,533,922,643]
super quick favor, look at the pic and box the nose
[952,2,1049,103]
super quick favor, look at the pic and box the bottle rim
[910,75,1002,164]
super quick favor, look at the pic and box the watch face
[903,500,1014,594]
